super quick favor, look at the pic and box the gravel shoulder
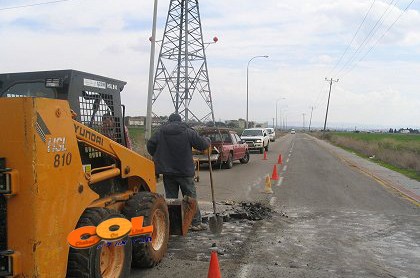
[309,133,420,205]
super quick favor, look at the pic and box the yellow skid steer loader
[0,70,196,277]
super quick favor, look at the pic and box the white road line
[288,153,291,157]
[286,158,290,163]
[238,264,251,278]
[276,177,284,186]
[283,165,287,172]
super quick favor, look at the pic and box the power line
[341,0,416,78]
[336,0,398,77]
[0,0,73,11]
[329,0,377,75]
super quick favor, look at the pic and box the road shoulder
[308,134,420,206]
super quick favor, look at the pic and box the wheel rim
[244,153,249,162]
[100,243,125,278]
[151,209,166,251]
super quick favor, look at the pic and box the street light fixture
[246,55,269,128]
[276,97,285,131]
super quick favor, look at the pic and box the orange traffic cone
[277,154,283,164]
[271,165,279,180]
[208,250,221,278]
[263,150,268,160]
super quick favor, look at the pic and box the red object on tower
[213,36,218,43]
[208,250,221,278]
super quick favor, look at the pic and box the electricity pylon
[152,0,215,124]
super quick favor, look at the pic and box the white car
[291,129,296,134]
[241,128,270,154]
[265,128,276,142]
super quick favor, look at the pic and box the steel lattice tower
[152,0,215,123]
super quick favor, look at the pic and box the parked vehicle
[266,128,276,142]
[241,128,270,154]
[193,128,250,169]
[291,129,296,134]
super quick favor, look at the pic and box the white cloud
[0,0,419,128]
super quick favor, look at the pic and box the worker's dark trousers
[163,175,202,226]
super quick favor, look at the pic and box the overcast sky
[1,0,419,129]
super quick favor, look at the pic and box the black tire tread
[240,151,250,164]
[67,208,113,278]
[122,192,169,268]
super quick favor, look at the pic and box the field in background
[315,132,420,181]
[128,127,147,156]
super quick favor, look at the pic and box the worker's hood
[160,121,189,135]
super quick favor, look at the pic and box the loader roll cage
[0,70,127,146]
[0,70,132,197]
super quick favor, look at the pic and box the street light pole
[275,97,285,131]
[246,55,268,128]
[308,106,314,132]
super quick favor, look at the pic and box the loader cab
[0,70,130,197]
[0,70,127,146]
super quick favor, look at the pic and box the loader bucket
[166,196,197,235]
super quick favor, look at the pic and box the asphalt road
[132,133,420,278]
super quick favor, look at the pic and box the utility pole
[272,118,274,128]
[308,106,314,132]
[302,113,306,131]
[323,78,339,132]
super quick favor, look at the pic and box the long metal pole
[246,55,268,129]
[184,0,189,122]
[145,0,158,140]
[246,62,249,128]
[175,1,185,114]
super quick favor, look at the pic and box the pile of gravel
[240,202,272,221]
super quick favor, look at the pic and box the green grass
[128,126,145,140]
[337,143,420,182]
[332,132,420,141]
[331,132,420,153]
[127,127,146,156]
[374,160,420,182]
[315,132,420,182]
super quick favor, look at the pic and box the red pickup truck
[193,128,250,169]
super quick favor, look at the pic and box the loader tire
[66,208,132,278]
[122,192,169,268]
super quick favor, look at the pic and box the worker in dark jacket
[147,113,210,231]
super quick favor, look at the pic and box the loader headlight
[0,252,13,277]
[256,139,262,143]
[0,173,10,194]
[0,158,12,195]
